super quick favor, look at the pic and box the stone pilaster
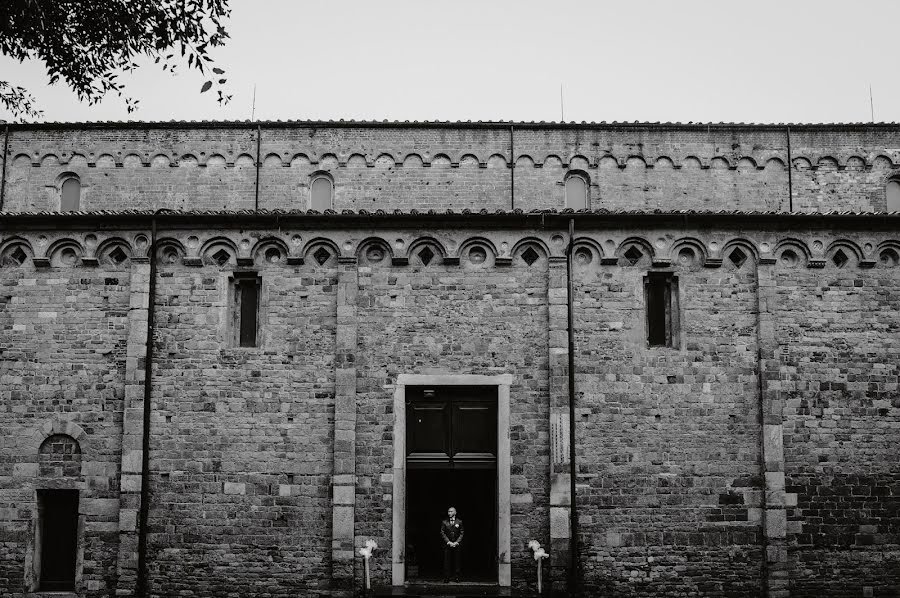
[756,260,792,598]
[331,256,358,595]
[114,258,150,596]
[547,255,571,591]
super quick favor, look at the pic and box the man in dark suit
[440,506,464,582]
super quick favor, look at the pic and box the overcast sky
[2,0,898,124]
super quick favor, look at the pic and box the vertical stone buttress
[331,256,358,595]
[115,258,151,595]
[547,255,572,590]
[756,259,792,597]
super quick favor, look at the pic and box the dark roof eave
[2,209,900,230]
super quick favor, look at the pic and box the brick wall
[5,123,900,214]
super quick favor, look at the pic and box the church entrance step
[372,582,516,597]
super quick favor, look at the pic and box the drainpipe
[254,125,262,210]
[565,218,579,595]
[755,345,770,597]
[786,127,793,212]
[0,123,9,211]
[510,125,515,210]
[136,209,164,597]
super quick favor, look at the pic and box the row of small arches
[3,234,899,271]
[14,151,900,171]
[46,171,581,212]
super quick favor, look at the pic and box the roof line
[5,119,900,132]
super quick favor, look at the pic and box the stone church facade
[0,121,899,597]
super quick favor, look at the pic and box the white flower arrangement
[527,540,550,593]
[359,538,378,559]
[360,539,378,590]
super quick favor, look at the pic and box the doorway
[405,386,497,583]
[36,489,79,591]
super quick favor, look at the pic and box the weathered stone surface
[2,122,900,598]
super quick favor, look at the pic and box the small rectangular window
[644,272,680,347]
[36,489,79,591]
[232,274,260,347]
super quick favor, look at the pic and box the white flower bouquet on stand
[359,539,378,592]
[528,540,549,594]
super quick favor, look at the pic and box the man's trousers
[443,545,461,580]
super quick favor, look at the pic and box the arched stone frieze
[615,237,655,267]
[200,236,239,268]
[773,238,812,269]
[0,237,34,267]
[95,237,133,268]
[407,237,448,267]
[568,155,591,171]
[252,237,291,266]
[510,238,549,267]
[289,153,314,168]
[20,147,900,173]
[872,155,895,170]
[487,154,508,169]
[764,157,786,170]
[737,157,758,171]
[875,240,900,267]
[720,239,759,271]
[571,237,604,269]
[46,238,85,268]
[356,237,393,267]
[669,237,708,271]
[302,238,341,267]
[655,156,676,169]
[263,153,285,168]
[824,239,864,269]
[150,153,172,168]
[155,238,187,266]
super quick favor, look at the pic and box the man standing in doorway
[441,506,464,582]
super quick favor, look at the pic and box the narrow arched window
[887,178,900,211]
[310,175,333,211]
[60,177,81,211]
[565,174,588,210]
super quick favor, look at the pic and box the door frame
[392,374,512,587]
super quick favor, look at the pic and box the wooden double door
[405,386,497,582]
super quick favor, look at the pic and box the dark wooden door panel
[407,388,496,469]
[407,402,450,463]
[452,402,497,462]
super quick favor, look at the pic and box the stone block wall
[5,122,900,214]
[1,214,900,597]
[773,253,900,596]
[145,247,338,596]
[0,247,131,596]
[574,244,764,596]
[353,236,552,586]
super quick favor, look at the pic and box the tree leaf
[1,1,233,117]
